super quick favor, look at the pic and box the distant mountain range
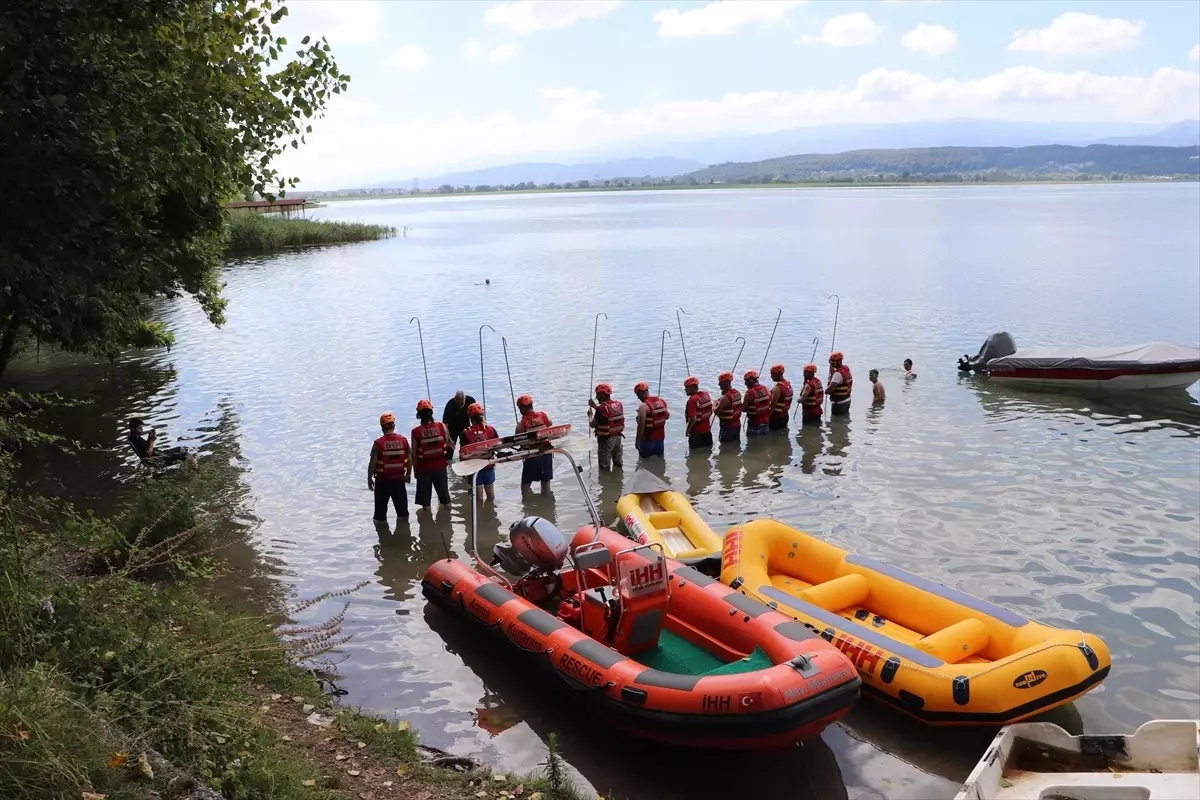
[367,157,704,191]
[685,144,1200,183]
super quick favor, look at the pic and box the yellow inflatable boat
[616,470,723,571]
[721,519,1111,725]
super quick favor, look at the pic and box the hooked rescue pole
[409,317,431,401]
[501,336,518,424]
[478,324,495,415]
[658,330,672,396]
[676,308,690,376]
[759,307,782,375]
[589,312,607,398]
[731,336,747,375]
[825,294,841,416]
[794,336,820,421]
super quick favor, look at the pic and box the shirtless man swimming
[870,369,886,405]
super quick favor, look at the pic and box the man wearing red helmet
[588,383,624,471]
[713,371,742,442]
[768,364,793,431]
[515,394,554,491]
[683,376,713,449]
[798,364,825,424]
[742,370,771,436]
[633,381,669,458]
[412,399,452,508]
[828,351,853,416]
[459,403,498,501]
[368,412,411,521]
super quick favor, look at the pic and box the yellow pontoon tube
[616,469,723,572]
[721,519,1111,725]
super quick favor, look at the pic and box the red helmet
[803,363,817,374]
[517,394,533,408]
[683,376,700,388]
[770,364,785,378]
[830,351,844,362]
[467,403,484,416]
[634,381,649,394]
[718,371,733,384]
[379,412,396,425]
[416,399,433,412]
[595,383,612,395]
[743,370,758,381]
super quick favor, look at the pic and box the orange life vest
[801,377,825,416]
[412,421,449,469]
[641,396,669,441]
[716,388,742,429]
[744,384,771,425]
[829,366,852,401]
[519,410,551,432]
[594,400,625,437]
[772,380,793,416]
[685,391,713,435]
[462,422,498,446]
[373,433,410,479]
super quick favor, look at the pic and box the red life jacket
[685,391,713,435]
[412,421,449,469]
[772,380,793,416]
[801,377,825,416]
[594,400,625,436]
[462,422,498,446]
[519,410,550,433]
[641,397,669,441]
[744,384,771,425]
[716,388,742,429]
[373,433,410,479]
[829,366,853,401]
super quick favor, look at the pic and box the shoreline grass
[225,214,395,254]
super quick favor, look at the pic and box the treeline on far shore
[225,213,395,254]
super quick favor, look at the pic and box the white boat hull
[990,370,1200,392]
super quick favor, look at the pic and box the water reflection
[684,448,713,499]
[795,423,824,475]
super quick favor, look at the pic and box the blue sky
[274,1,1200,187]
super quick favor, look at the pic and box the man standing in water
[768,364,793,431]
[633,381,669,458]
[797,364,824,424]
[442,390,477,458]
[367,412,410,521]
[904,359,917,379]
[588,383,624,471]
[515,394,554,492]
[459,403,498,502]
[870,369,886,405]
[714,371,742,442]
[742,370,772,436]
[412,399,452,508]
[827,351,853,416]
[683,376,713,449]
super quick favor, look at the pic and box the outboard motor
[491,516,568,576]
[958,331,1016,373]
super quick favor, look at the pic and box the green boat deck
[633,628,772,676]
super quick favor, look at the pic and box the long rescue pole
[676,308,689,376]
[731,336,747,376]
[759,307,782,375]
[589,312,607,396]
[409,316,431,401]
[825,294,841,416]
[478,324,495,415]
[657,330,672,396]
[501,336,518,424]
[794,336,819,421]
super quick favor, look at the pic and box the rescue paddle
[759,308,782,375]
[676,308,689,376]
[825,294,840,416]
[409,316,431,401]
[478,323,495,416]
[452,458,494,478]
[731,336,747,375]
[657,329,672,396]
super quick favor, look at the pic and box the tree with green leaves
[0,0,349,377]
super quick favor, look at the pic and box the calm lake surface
[12,184,1200,799]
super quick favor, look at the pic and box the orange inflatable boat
[423,430,861,750]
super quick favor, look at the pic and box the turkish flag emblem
[738,691,762,709]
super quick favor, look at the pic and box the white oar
[452,458,493,478]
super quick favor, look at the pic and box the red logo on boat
[722,529,742,573]
[832,634,883,676]
[738,691,762,709]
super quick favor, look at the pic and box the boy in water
[904,359,917,379]
[869,370,886,405]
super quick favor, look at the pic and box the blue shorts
[747,423,770,436]
[470,466,496,487]
[638,439,665,458]
[718,426,741,442]
[521,453,554,484]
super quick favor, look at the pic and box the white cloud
[484,0,621,34]
[388,45,430,72]
[462,39,483,61]
[801,13,881,47]
[1009,13,1143,55]
[277,0,383,46]
[489,44,520,63]
[653,1,804,38]
[902,24,957,55]
[283,66,1200,186]
[1190,43,1199,62]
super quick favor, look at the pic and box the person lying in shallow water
[127,418,197,470]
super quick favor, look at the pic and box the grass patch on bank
[225,213,395,254]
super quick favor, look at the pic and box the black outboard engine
[491,516,568,576]
[958,331,1016,373]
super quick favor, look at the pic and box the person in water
[742,370,771,436]
[797,364,824,424]
[127,418,197,469]
[442,390,477,457]
[714,371,742,442]
[870,369,886,405]
[683,376,713,449]
[515,394,554,491]
[827,351,853,416]
[904,359,917,379]
[368,412,410,521]
[633,381,669,458]
[768,364,793,431]
[459,403,498,502]
[588,383,624,471]
[411,399,452,508]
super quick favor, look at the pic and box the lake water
[10,184,1200,799]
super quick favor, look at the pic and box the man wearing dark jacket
[442,390,477,455]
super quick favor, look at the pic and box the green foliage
[226,214,396,254]
[543,732,567,794]
[0,0,350,376]
[337,710,420,763]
